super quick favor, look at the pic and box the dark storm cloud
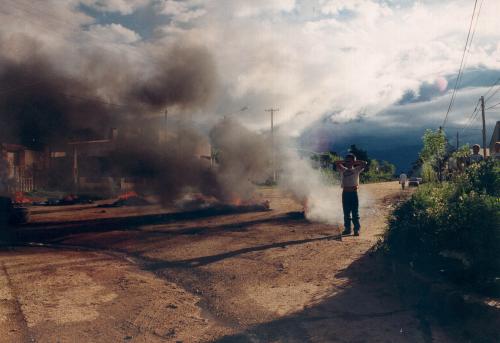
[398,68,500,105]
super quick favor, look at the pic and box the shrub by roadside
[379,159,500,296]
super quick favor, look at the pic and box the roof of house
[1,143,28,152]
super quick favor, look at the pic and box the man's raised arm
[335,160,347,171]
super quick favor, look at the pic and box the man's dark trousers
[342,190,360,232]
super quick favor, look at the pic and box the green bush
[381,160,500,294]
[361,159,395,183]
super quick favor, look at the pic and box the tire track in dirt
[0,261,33,343]
[10,241,240,333]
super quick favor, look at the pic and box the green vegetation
[310,151,341,183]
[347,145,396,183]
[418,129,447,182]
[310,145,396,184]
[363,159,395,182]
[380,158,500,295]
[451,144,471,160]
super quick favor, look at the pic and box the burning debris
[100,192,151,208]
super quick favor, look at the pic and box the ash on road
[0,182,453,342]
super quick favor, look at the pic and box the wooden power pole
[265,108,279,182]
[480,96,487,158]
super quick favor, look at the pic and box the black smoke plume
[0,34,272,204]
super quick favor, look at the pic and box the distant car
[408,177,420,187]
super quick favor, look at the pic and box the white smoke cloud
[87,23,141,43]
[279,147,373,225]
[157,0,500,134]
[81,0,149,14]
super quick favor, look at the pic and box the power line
[461,112,480,134]
[483,76,500,99]
[466,0,484,55]
[485,85,500,103]
[485,101,500,110]
[461,99,481,133]
[446,126,482,131]
[442,0,479,128]
[454,0,484,104]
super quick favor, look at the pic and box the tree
[380,160,396,175]
[362,159,396,182]
[348,144,369,165]
[420,129,446,163]
[311,151,340,170]
[419,129,447,181]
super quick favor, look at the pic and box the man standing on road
[399,172,407,190]
[335,154,367,236]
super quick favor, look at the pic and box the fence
[8,167,34,193]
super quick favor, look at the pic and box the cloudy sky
[1,0,500,170]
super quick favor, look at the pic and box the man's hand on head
[335,160,347,170]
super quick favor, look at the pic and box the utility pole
[163,108,168,142]
[72,145,78,191]
[456,131,459,150]
[265,108,279,183]
[480,96,487,158]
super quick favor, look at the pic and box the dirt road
[0,182,453,342]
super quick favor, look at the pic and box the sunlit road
[0,182,453,342]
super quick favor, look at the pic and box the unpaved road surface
[0,182,454,342]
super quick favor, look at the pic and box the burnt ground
[0,182,456,342]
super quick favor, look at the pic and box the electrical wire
[485,101,500,110]
[442,0,479,128]
[453,0,484,105]
[483,76,500,99]
[485,85,500,103]
[460,99,480,133]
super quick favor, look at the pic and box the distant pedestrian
[335,154,367,236]
[399,173,407,190]
[469,144,484,164]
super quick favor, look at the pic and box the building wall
[489,121,500,152]
[0,145,46,192]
